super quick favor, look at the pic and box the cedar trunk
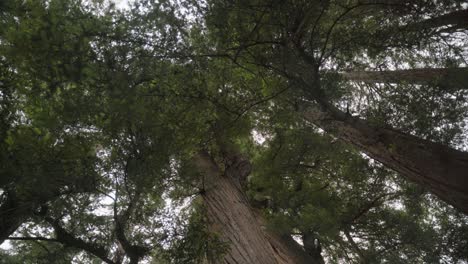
[194,152,319,264]
[301,103,468,215]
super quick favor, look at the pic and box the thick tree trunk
[342,67,468,90]
[194,151,319,264]
[300,102,468,215]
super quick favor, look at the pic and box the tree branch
[43,216,115,264]
[7,236,59,243]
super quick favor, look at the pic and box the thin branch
[344,229,367,263]
[7,236,59,243]
[318,5,361,64]
[229,83,292,126]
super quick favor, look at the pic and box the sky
[113,0,133,10]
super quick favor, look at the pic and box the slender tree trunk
[302,232,326,264]
[0,192,31,244]
[358,0,410,6]
[194,151,319,264]
[343,229,367,263]
[364,9,468,49]
[300,102,468,214]
[404,9,468,32]
[43,216,116,264]
[342,67,468,90]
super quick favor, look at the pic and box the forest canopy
[0,0,468,263]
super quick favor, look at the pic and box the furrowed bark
[194,151,319,264]
[300,102,468,214]
[342,67,468,90]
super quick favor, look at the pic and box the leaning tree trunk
[0,192,32,244]
[367,9,468,49]
[194,151,319,264]
[300,101,468,215]
[342,67,468,90]
[402,9,468,32]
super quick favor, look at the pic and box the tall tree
[194,149,317,264]
[300,100,468,214]
[203,0,468,214]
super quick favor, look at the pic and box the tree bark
[342,67,468,90]
[194,151,319,264]
[300,102,468,215]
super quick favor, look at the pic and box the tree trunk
[300,102,468,215]
[0,192,31,245]
[194,151,319,264]
[358,0,411,6]
[342,67,468,90]
[403,9,468,32]
[364,9,468,49]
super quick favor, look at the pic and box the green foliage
[1,0,468,263]
[357,81,468,145]
[0,239,79,264]
[250,124,468,263]
[163,202,229,264]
